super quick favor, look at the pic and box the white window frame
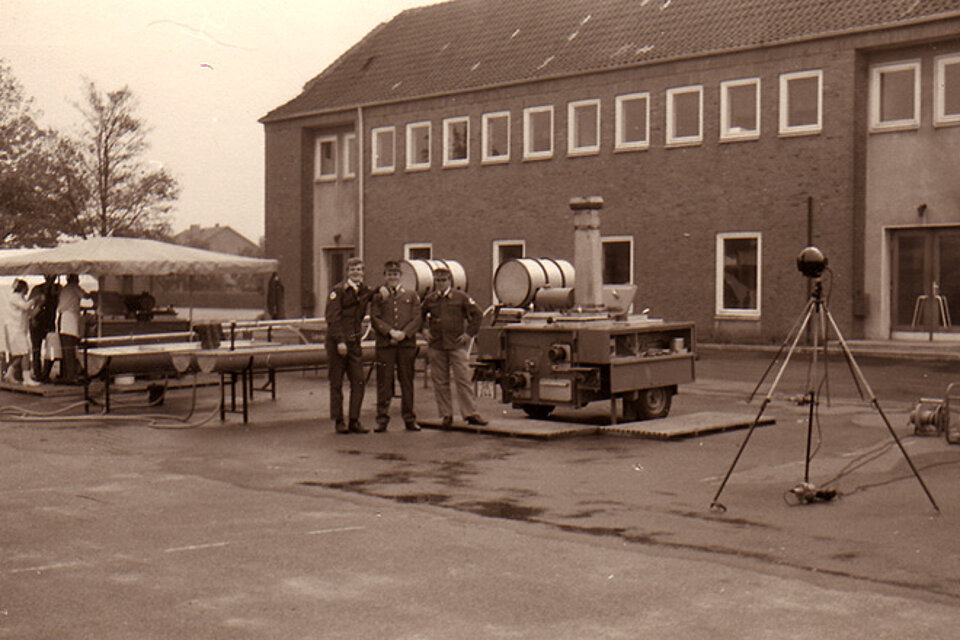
[403,242,433,260]
[614,92,650,151]
[442,116,470,168]
[492,239,526,304]
[666,85,703,147]
[371,126,396,175]
[869,60,921,132]
[934,53,960,127]
[567,99,601,156]
[601,235,635,285]
[715,232,762,320]
[523,105,554,160]
[720,78,761,142]
[342,133,357,179]
[405,121,431,172]
[314,135,337,182]
[779,69,823,136]
[482,111,511,164]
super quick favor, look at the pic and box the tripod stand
[709,277,940,513]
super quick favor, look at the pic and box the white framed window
[406,121,431,171]
[934,53,960,127]
[482,111,510,164]
[523,105,554,160]
[601,236,634,285]
[343,133,357,179]
[371,126,396,175]
[615,92,650,151]
[716,232,761,319]
[869,61,921,132]
[779,70,823,136]
[492,240,525,304]
[567,99,601,156]
[404,243,432,260]
[314,135,337,181]
[666,85,703,147]
[720,78,760,141]
[442,116,469,168]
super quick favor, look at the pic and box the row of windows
[314,53,960,181]
[401,234,760,319]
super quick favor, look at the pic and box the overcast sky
[2,0,429,243]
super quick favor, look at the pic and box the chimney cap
[569,196,604,210]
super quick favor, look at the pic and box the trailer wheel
[519,404,555,420]
[624,387,672,421]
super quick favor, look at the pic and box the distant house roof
[262,0,960,123]
[173,224,259,256]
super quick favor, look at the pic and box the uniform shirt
[370,285,421,347]
[421,288,482,350]
[325,279,371,344]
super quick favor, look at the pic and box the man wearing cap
[421,267,488,427]
[325,257,373,433]
[370,260,422,432]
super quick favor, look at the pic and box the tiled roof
[262,0,960,122]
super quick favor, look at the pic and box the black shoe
[440,415,453,428]
[374,423,388,432]
[349,420,369,434]
[465,414,488,426]
[335,421,349,434]
[405,422,421,431]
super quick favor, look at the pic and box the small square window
[482,112,510,164]
[371,126,396,174]
[568,99,600,156]
[716,233,761,318]
[615,93,650,151]
[869,61,920,132]
[666,85,703,147]
[935,53,960,126]
[343,133,357,179]
[720,78,760,141]
[406,122,431,171]
[779,70,822,136]
[443,117,469,168]
[404,243,432,260]
[314,135,337,181]
[523,106,554,160]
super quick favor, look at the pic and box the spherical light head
[796,246,827,279]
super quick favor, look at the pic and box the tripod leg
[749,298,816,402]
[823,308,941,512]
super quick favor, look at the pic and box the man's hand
[454,334,468,347]
[379,285,390,301]
[336,342,348,356]
[389,329,406,342]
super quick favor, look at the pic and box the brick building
[260,0,960,343]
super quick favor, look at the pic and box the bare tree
[73,80,179,238]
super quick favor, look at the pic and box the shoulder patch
[329,292,337,300]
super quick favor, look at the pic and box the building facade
[261,0,960,343]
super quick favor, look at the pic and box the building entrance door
[891,227,960,337]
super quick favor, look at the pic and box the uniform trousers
[428,345,476,419]
[326,340,365,423]
[375,346,417,426]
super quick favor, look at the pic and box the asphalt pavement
[2,347,960,639]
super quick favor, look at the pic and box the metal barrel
[493,257,575,308]
[399,258,467,298]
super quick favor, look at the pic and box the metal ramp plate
[599,411,775,439]
[417,418,599,440]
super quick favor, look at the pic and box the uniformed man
[325,257,372,433]
[421,267,487,427]
[370,260,422,432]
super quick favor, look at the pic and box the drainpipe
[357,106,365,260]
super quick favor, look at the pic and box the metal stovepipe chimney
[569,196,605,311]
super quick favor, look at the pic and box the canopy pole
[188,275,194,329]
[97,275,104,338]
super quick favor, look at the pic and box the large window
[404,243,432,260]
[666,85,703,147]
[371,126,396,174]
[567,99,600,156]
[615,92,650,151]
[492,240,525,303]
[482,111,510,164]
[406,121,431,171]
[343,133,357,179]
[779,70,822,136]
[443,117,469,168]
[602,236,633,285]
[314,135,337,181]
[869,61,920,132]
[720,78,760,141]
[935,53,960,127]
[716,232,761,318]
[523,105,554,160]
